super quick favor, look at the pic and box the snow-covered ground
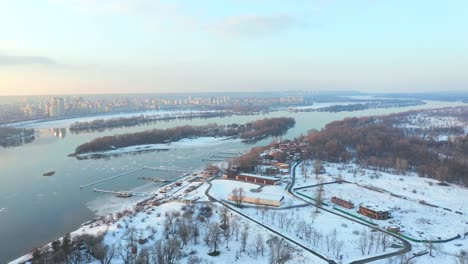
[393,107,468,139]
[296,161,468,264]
[209,179,402,263]
[76,137,240,158]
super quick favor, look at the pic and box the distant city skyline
[1,0,467,95]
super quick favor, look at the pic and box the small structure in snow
[387,225,401,233]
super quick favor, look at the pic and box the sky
[0,0,467,95]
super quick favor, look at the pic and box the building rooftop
[360,204,392,213]
[239,173,281,181]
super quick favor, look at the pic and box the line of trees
[294,99,424,113]
[73,117,295,155]
[69,111,232,133]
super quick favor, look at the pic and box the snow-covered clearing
[393,107,468,139]
[296,161,468,264]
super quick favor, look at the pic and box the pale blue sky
[0,0,467,95]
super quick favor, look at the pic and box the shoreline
[11,165,207,264]
[73,136,240,158]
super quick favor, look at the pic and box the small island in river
[71,117,295,157]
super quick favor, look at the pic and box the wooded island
[73,117,295,155]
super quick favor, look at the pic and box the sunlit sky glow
[0,0,467,95]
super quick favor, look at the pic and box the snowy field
[296,161,468,264]
[297,162,468,215]
[299,182,466,240]
[76,137,240,158]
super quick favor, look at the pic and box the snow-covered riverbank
[75,137,240,158]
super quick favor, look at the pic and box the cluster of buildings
[220,142,307,207]
[1,93,315,124]
[331,196,392,220]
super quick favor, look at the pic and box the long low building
[235,173,281,185]
[228,193,284,207]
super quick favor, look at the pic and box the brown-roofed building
[235,173,280,185]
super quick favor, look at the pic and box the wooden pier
[80,168,146,189]
[93,188,149,197]
[79,166,191,189]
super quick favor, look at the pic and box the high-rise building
[49,97,65,117]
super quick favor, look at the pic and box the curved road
[288,161,412,264]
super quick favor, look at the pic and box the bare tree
[135,247,150,264]
[381,234,392,252]
[435,166,449,185]
[367,231,376,255]
[65,247,82,264]
[240,224,250,252]
[93,244,116,264]
[231,217,240,241]
[118,243,135,264]
[335,240,344,259]
[358,229,369,256]
[220,207,232,248]
[231,187,246,207]
[301,161,308,182]
[455,250,468,264]
[154,238,181,264]
[268,237,292,264]
[314,180,324,213]
[255,233,265,256]
[177,219,190,246]
[277,213,287,229]
[205,222,222,254]
[190,216,202,245]
[313,160,323,179]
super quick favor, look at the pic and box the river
[0,100,464,262]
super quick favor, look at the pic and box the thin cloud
[0,55,57,66]
[216,15,300,37]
